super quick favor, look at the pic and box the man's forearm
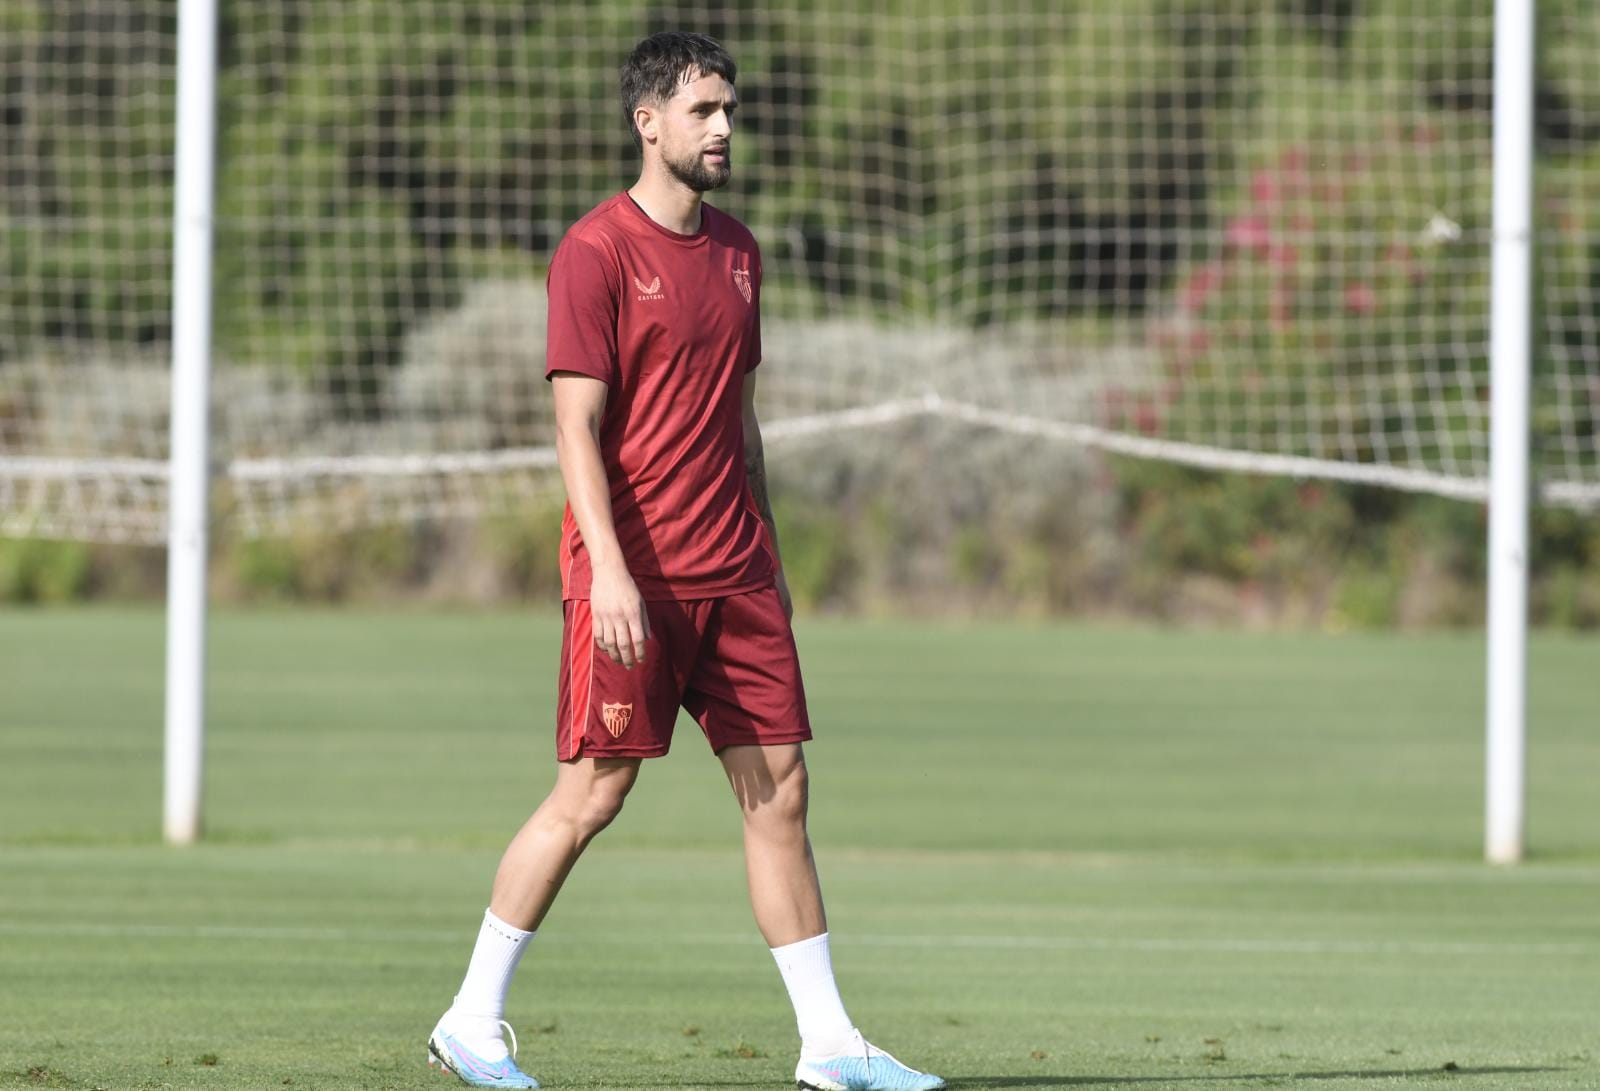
[556,423,627,571]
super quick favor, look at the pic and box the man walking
[426,31,945,1091]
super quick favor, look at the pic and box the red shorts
[555,586,812,760]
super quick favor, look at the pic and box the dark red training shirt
[544,192,775,601]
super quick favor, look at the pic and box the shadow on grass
[954,1066,1567,1086]
[647,1068,1570,1089]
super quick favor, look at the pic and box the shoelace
[862,1037,920,1079]
[499,1019,520,1062]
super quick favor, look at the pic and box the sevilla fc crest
[601,702,633,738]
[732,267,752,303]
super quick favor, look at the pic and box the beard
[664,144,731,193]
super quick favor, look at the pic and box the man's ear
[633,104,657,146]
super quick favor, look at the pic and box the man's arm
[552,372,650,668]
[742,371,792,619]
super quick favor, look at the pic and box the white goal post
[163,0,220,847]
[1485,0,1534,866]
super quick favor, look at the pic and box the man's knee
[741,757,809,827]
[581,775,632,833]
[776,760,809,820]
[550,761,638,839]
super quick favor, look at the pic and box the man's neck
[628,168,704,236]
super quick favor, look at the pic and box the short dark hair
[620,32,737,151]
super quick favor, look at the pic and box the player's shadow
[954,1065,1567,1086]
[663,1068,1567,1089]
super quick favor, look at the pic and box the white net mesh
[2,1,1597,544]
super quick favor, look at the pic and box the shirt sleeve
[745,242,763,373]
[545,236,620,385]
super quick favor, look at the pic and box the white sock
[771,932,856,1059]
[448,908,536,1054]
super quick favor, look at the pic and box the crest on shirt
[633,274,664,301]
[601,702,634,737]
[732,267,752,304]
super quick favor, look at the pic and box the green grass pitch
[2,608,1597,1090]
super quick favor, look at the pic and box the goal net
[3,0,1597,544]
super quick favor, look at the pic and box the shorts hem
[708,729,813,754]
[560,743,674,761]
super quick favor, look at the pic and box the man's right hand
[589,560,651,669]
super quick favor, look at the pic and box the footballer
[424,31,945,1091]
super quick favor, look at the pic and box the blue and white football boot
[794,1030,945,1091]
[426,1011,540,1089]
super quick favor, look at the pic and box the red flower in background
[1099,384,1128,428]
[1384,240,1426,285]
[1133,397,1161,436]
[1343,282,1378,315]
[1277,146,1311,197]
[1251,169,1279,206]
[1226,214,1272,257]
[1180,261,1229,314]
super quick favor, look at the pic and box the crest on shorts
[732,267,752,303]
[601,702,633,737]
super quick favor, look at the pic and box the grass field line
[3,920,1594,958]
[12,842,1600,880]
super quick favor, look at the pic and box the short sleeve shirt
[544,193,774,601]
